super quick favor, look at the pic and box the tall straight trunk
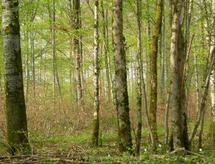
[149,0,163,150]
[68,0,75,104]
[25,30,30,104]
[135,0,143,156]
[113,0,132,153]
[30,32,36,99]
[160,0,166,98]
[210,71,215,146]
[52,0,57,108]
[92,0,100,147]
[170,0,189,151]
[101,0,112,102]
[194,53,200,112]
[73,0,83,106]
[209,0,215,146]
[2,0,30,154]
[51,0,62,108]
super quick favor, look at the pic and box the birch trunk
[92,0,100,147]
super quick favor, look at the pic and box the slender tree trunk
[149,0,163,150]
[160,0,166,99]
[135,0,143,156]
[52,0,57,108]
[25,30,30,104]
[92,0,100,147]
[194,53,200,113]
[209,0,215,146]
[30,32,36,99]
[73,0,83,107]
[113,0,132,153]
[101,0,112,102]
[2,0,30,154]
[190,48,215,144]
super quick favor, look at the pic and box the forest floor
[0,99,215,163]
[0,128,215,163]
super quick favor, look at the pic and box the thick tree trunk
[113,0,132,153]
[149,0,163,150]
[170,0,190,151]
[92,0,100,147]
[2,0,30,154]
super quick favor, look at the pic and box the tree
[2,0,30,154]
[73,0,83,107]
[169,0,189,151]
[113,0,132,153]
[149,0,163,150]
[92,0,100,146]
[135,0,143,156]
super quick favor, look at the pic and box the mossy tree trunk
[2,0,30,154]
[149,0,163,151]
[113,0,133,153]
[169,0,190,151]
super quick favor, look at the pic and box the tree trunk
[25,30,30,104]
[135,0,143,156]
[30,32,36,100]
[190,48,215,144]
[209,0,215,146]
[2,0,30,154]
[101,0,112,102]
[170,0,190,151]
[113,0,132,153]
[73,0,83,107]
[149,0,163,150]
[160,0,166,100]
[92,0,100,147]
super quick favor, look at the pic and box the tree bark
[2,0,30,154]
[101,0,112,102]
[208,0,215,146]
[149,0,163,150]
[135,0,143,156]
[73,0,83,107]
[113,0,132,153]
[169,0,190,151]
[92,0,100,147]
